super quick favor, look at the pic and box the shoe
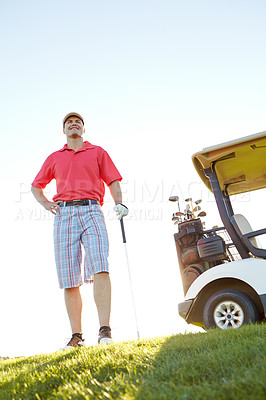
[62,334,85,350]
[98,326,112,344]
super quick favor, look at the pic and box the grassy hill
[0,324,265,400]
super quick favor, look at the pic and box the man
[31,112,128,347]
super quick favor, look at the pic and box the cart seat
[230,214,266,259]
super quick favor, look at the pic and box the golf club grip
[120,218,127,243]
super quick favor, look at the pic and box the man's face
[63,116,84,138]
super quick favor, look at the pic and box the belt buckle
[73,200,80,206]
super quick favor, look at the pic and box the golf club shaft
[120,216,126,243]
[120,218,140,339]
[190,199,196,218]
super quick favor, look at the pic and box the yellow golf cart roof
[192,131,266,196]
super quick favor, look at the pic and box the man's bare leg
[93,272,111,327]
[64,287,83,333]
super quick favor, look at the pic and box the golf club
[185,198,196,218]
[169,196,179,202]
[187,210,193,219]
[193,206,201,212]
[169,196,181,212]
[172,211,184,220]
[120,218,140,340]
[197,211,206,217]
[172,213,183,223]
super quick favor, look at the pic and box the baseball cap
[63,112,84,127]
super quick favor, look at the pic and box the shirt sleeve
[32,154,55,189]
[98,147,122,185]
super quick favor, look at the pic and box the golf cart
[172,131,266,330]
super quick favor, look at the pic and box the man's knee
[64,286,81,293]
[95,271,109,276]
[94,272,111,286]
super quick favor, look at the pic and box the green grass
[0,324,265,400]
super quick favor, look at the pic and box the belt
[58,199,100,207]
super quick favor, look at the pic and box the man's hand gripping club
[114,204,128,220]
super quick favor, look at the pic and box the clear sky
[1,0,266,357]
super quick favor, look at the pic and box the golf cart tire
[203,289,259,330]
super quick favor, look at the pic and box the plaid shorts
[53,205,109,289]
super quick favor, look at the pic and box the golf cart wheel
[203,289,259,330]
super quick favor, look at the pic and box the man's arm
[31,186,61,215]
[109,180,128,220]
[108,180,123,204]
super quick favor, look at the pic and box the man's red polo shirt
[32,141,122,205]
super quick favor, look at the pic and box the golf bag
[174,218,228,294]
[174,218,208,294]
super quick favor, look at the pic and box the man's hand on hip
[31,186,61,215]
[113,204,128,220]
[42,200,61,215]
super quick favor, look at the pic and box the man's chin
[69,133,82,138]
